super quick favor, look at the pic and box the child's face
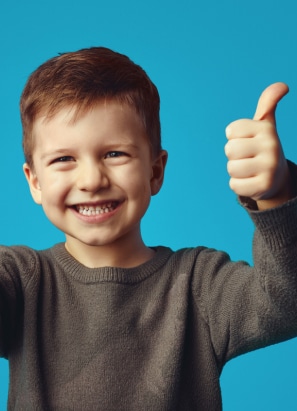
[24,101,167,262]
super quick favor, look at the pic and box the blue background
[1,0,297,409]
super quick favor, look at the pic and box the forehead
[33,101,145,136]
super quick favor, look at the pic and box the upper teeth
[77,203,116,215]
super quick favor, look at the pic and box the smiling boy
[1,47,297,410]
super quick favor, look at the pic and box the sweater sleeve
[0,246,37,358]
[192,162,297,368]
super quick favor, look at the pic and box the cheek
[131,179,152,215]
[126,170,152,199]
[40,175,70,203]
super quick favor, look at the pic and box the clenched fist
[225,82,292,210]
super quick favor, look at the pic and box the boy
[1,46,297,410]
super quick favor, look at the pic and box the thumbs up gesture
[225,82,292,210]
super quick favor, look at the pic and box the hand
[225,82,292,210]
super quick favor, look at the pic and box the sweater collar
[49,243,173,284]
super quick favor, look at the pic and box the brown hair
[20,47,161,167]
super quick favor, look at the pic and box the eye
[53,156,74,163]
[104,151,126,159]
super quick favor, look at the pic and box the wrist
[256,170,293,211]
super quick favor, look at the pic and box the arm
[193,179,297,367]
[193,189,297,366]
[225,82,294,210]
[203,85,297,363]
[0,246,28,359]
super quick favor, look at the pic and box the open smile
[74,201,119,216]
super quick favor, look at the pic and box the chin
[78,236,119,248]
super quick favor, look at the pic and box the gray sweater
[1,196,297,410]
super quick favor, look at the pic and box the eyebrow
[40,149,73,161]
[40,143,141,161]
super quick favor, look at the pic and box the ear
[23,163,42,205]
[150,150,168,196]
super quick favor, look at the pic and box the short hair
[20,47,162,167]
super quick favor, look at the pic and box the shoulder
[0,244,58,287]
[160,245,230,266]
[0,244,39,267]
[155,245,232,282]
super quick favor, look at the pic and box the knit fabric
[1,176,297,410]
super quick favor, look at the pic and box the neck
[65,233,155,269]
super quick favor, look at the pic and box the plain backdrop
[1,0,297,409]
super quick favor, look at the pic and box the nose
[76,161,109,192]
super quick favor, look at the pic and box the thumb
[253,82,289,124]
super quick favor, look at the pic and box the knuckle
[225,125,232,138]
[229,178,238,192]
[224,142,230,157]
[226,161,234,175]
[225,140,237,160]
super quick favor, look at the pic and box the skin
[24,101,168,268]
[225,82,292,210]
